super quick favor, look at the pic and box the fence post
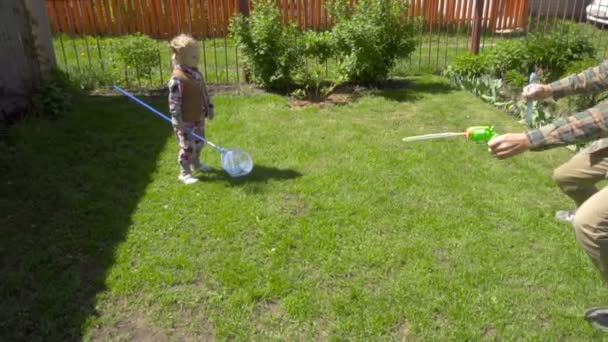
[470,0,484,54]
[238,0,250,83]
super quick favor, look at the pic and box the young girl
[168,34,215,184]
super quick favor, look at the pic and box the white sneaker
[194,164,212,172]
[178,174,198,185]
[555,210,575,223]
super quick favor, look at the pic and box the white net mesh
[220,148,253,178]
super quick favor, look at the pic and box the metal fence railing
[45,0,608,89]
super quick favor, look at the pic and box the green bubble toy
[402,126,497,143]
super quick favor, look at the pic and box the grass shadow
[203,164,303,186]
[374,78,454,102]
[0,96,170,340]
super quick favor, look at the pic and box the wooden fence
[46,0,529,38]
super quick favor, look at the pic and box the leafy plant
[230,0,304,89]
[523,24,595,81]
[116,33,159,79]
[292,66,343,101]
[328,0,417,84]
[444,53,490,80]
[486,39,528,77]
[504,69,528,90]
[30,67,76,120]
[302,30,334,64]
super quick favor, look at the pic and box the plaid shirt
[527,60,608,153]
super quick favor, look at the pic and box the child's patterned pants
[175,121,205,176]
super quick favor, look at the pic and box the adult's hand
[522,84,552,100]
[487,133,532,159]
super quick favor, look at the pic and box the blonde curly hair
[169,34,198,66]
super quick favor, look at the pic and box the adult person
[487,60,608,331]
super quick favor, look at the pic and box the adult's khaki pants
[553,148,608,281]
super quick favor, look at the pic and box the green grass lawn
[3,76,608,340]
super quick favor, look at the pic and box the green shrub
[444,53,489,79]
[31,67,76,120]
[230,0,303,89]
[486,39,528,77]
[562,57,600,78]
[302,30,334,64]
[524,23,595,81]
[329,0,417,84]
[470,23,596,81]
[116,33,159,79]
[504,69,528,90]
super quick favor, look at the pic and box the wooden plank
[62,0,74,34]
[140,0,150,36]
[62,0,74,33]
[315,0,321,29]
[490,0,495,29]
[185,0,194,34]
[66,0,80,34]
[454,0,461,24]
[177,0,191,34]
[119,0,128,33]
[157,0,167,37]
[466,0,475,30]
[130,0,141,33]
[94,0,109,35]
[452,0,461,27]
[134,0,140,34]
[165,0,175,37]
[445,0,454,25]
[103,0,116,35]
[46,1,58,32]
[59,0,70,33]
[488,0,503,31]
[148,0,157,35]
[295,0,300,28]
[227,0,234,32]
[118,0,129,33]
[483,0,492,30]
[83,0,96,34]
[181,0,190,33]
[505,0,512,29]
[302,0,311,29]
[497,0,506,30]
[90,0,103,34]
[175,0,183,33]
[520,0,529,29]
[324,0,330,28]
[213,0,221,36]
[222,0,228,34]
[54,0,68,33]
[200,0,209,38]
[189,0,199,37]
[129,0,138,33]
[110,0,120,34]
[217,0,225,35]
